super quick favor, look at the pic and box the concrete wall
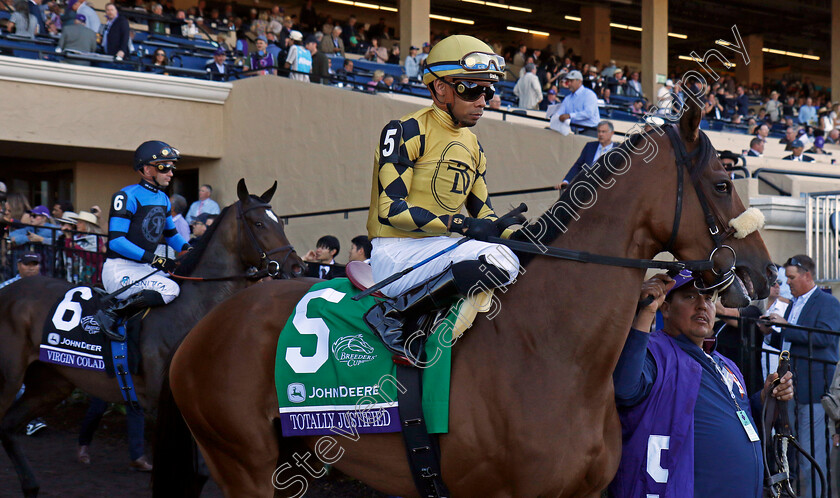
[203,75,587,260]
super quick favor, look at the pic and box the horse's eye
[255,222,264,227]
[715,182,731,194]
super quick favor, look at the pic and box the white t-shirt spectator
[513,72,542,110]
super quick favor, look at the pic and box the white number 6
[113,194,125,211]
[285,288,345,374]
[52,287,94,332]
[382,128,398,157]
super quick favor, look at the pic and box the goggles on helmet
[151,161,177,173]
[460,51,505,73]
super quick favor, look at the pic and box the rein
[169,199,297,282]
[499,124,741,284]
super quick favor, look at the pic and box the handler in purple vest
[610,270,794,497]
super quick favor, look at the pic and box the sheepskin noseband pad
[728,207,765,239]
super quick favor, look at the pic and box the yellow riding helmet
[422,35,505,86]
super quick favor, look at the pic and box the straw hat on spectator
[75,211,99,227]
[57,211,78,225]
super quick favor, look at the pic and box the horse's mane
[173,204,232,276]
[513,125,716,266]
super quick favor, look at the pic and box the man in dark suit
[762,255,840,498]
[782,139,815,162]
[746,137,763,157]
[28,0,47,36]
[559,121,617,188]
[102,3,130,58]
[206,48,229,81]
[303,235,346,279]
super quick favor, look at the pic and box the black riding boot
[364,258,511,358]
[95,290,166,341]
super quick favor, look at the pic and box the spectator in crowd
[303,235,345,279]
[404,45,421,81]
[285,31,311,82]
[800,97,817,125]
[539,88,558,111]
[206,48,229,81]
[102,3,129,59]
[416,42,430,63]
[819,107,833,133]
[783,139,815,162]
[733,85,750,117]
[386,43,400,64]
[52,200,74,220]
[341,15,359,50]
[365,37,388,64]
[9,205,56,247]
[560,121,616,188]
[509,43,527,79]
[765,91,781,122]
[780,126,798,149]
[631,99,645,116]
[4,192,31,224]
[348,235,371,263]
[250,36,276,76]
[72,210,103,251]
[755,123,770,141]
[600,59,618,78]
[547,70,600,133]
[514,62,542,110]
[656,79,675,113]
[44,2,62,35]
[367,69,385,91]
[9,0,40,38]
[761,255,840,498]
[782,95,797,118]
[147,2,166,34]
[144,48,170,74]
[320,25,344,57]
[77,398,151,471]
[69,0,101,34]
[308,35,329,84]
[189,213,211,240]
[703,93,722,120]
[169,194,189,240]
[0,252,42,287]
[336,58,353,81]
[265,32,282,59]
[611,270,793,497]
[746,137,764,157]
[186,184,220,223]
[27,0,47,34]
[368,17,388,40]
[380,74,394,91]
[626,71,642,97]
[299,0,317,31]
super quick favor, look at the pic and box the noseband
[236,200,296,279]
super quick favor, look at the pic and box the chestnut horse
[160,102,776,496]
[0,179,304,497]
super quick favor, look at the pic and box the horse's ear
[260,181,277,203]
[679,84,703,143]
[237,178,249,203]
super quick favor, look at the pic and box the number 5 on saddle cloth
[38,286,147,410]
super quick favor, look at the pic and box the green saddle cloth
[274,278,453,437]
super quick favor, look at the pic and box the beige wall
[199,76,587,260]
[75,163,138,220]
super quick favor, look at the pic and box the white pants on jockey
[101,258,180,303]
[370,236,520,297]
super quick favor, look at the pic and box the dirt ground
[0,398,386,498]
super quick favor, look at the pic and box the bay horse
[0,179,305,497]
[160,101,777,496]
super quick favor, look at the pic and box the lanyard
[705,353,742,412]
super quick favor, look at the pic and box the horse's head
[231,178,305,278]
[660,92,775,307]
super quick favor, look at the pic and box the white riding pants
[101,258,180,303]
[370,236,520,297]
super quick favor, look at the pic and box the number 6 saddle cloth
[274,276,494,437]
[40,285,143,377]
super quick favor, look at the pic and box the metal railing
[808,193,840,283]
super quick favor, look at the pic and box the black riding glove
[150,255,177,273]
[494,203,528,232]
[449,215,500,242]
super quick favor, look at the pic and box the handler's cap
[19,252,42,264]
[667,269,698,296]
[562,70,583,80]
[289,30,303,41]
[75,13,86,23]
[29,205,50,217]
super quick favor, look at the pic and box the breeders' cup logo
[47,333,60,345]
[287,383,306,403]
[80,316,100,335]
[141,206,166,242]
[331,334,377,367]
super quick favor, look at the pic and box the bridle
[235,199,296,279]
[489,124,746,289]
[170,199,298,282]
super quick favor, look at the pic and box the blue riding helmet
[134,140,180,171]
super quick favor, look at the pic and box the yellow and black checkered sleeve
[375,119,450,234]
[464,142,498,221]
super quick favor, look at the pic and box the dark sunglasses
[152,162,176,173]
[444,80,495,102]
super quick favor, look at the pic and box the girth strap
[396,340,449,498]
